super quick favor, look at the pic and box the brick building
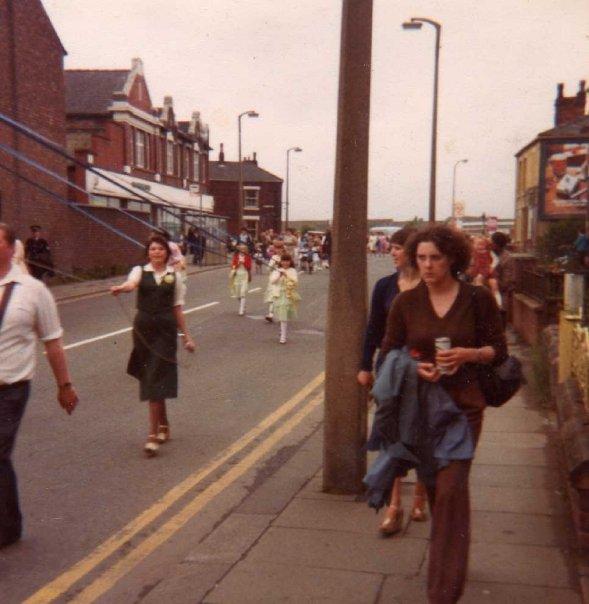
[514,80,589,249]
[65,58,225,270]
[209,145,283,237]
[0,0,74,268]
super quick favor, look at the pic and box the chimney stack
[252,151,257,165]
[554,80,587,126]
[219,143,225,163]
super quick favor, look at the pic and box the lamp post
[451,158,468,220]
[285,146,302,231]
[237,110,259,232]
[402,17,441,224]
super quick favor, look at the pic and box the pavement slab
[470,484,568,515]
[475,443,559,467]
[469,463,561,489]
[406,509,571,547]
[184,513,275,564]
[467,541,575,588]
[244,526,428,576]
[379,576,581,603]
[204,560,383,603]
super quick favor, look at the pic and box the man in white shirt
[0,223,78,549]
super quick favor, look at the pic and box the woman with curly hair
[380,225,507,604]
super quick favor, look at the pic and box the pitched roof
[209,161,283,183]
[537,115,589,138]
[65,70,130,114]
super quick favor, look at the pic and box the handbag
[477,355,524,407]
[472,287,524,407]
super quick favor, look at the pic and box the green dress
[127,269,178,401]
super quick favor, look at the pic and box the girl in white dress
[269,254,301,344]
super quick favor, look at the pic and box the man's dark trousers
[0,381,30,547]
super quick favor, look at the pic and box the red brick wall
[0,0,74,268]
[210,179,282,235]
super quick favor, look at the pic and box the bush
[536,217,584,262]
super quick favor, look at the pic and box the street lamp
[452,158,468,220]
[285,146,303,231]
[402,17,442,223]
[237,110,259,231]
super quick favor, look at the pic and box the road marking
[61,302,219,350]
[248,287,262,293]
[70,391,324,603]
[24,371,325,604]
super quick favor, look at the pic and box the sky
[43,0,589,222]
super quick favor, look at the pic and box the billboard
[541,143,589,218]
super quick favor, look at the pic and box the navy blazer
[360,273,400,371]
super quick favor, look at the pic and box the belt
[0,380,30,392]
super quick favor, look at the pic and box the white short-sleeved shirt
[0,264,63,384]
[128,263,186,306]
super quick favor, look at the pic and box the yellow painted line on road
[24,372,324,604]
[71,391,324,603]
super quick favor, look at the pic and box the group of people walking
[359,224,515,603]
[1,215,518,604]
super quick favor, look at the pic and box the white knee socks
[239,297,246,315]
[280,321,288,343]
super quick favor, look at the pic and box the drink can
[435,337,451,351]
[435,337,451,374]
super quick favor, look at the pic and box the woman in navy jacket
[357,227,427,535]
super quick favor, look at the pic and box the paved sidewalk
[141,345,583,603]
[47,262,227,302]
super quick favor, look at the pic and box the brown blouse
[380,280,507,387]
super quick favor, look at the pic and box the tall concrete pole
[323,0,373,494]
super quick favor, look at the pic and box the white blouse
[128,263,186,306]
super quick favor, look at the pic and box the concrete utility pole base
[323,0,373,495]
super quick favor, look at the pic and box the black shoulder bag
[473,287,524,407]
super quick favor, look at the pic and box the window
[134,129,147,168]
[193,152,200,182]
[166,141,175,175]
[90,195,121,209]
[157,207,182,239]
[243,187,259,208]
[184,147,190,179]
[127,200,151,213]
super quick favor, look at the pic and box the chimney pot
[219,143,225,163]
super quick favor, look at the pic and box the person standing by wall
[24,225,53,281]
[0,223,78,548]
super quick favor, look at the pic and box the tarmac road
[0,257,390,603]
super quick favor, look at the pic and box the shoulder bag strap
[0,282,17,331]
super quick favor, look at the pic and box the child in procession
[269,253,301,344]
[230,243,252,316]
[264,240,284,322]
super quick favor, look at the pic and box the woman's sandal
[410,496,428,522]
[380,506,404,536]
[144,435,160,457]
[156,425,170,444]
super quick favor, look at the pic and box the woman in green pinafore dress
[111,235,195,457]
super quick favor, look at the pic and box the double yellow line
[25,372,325,604]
